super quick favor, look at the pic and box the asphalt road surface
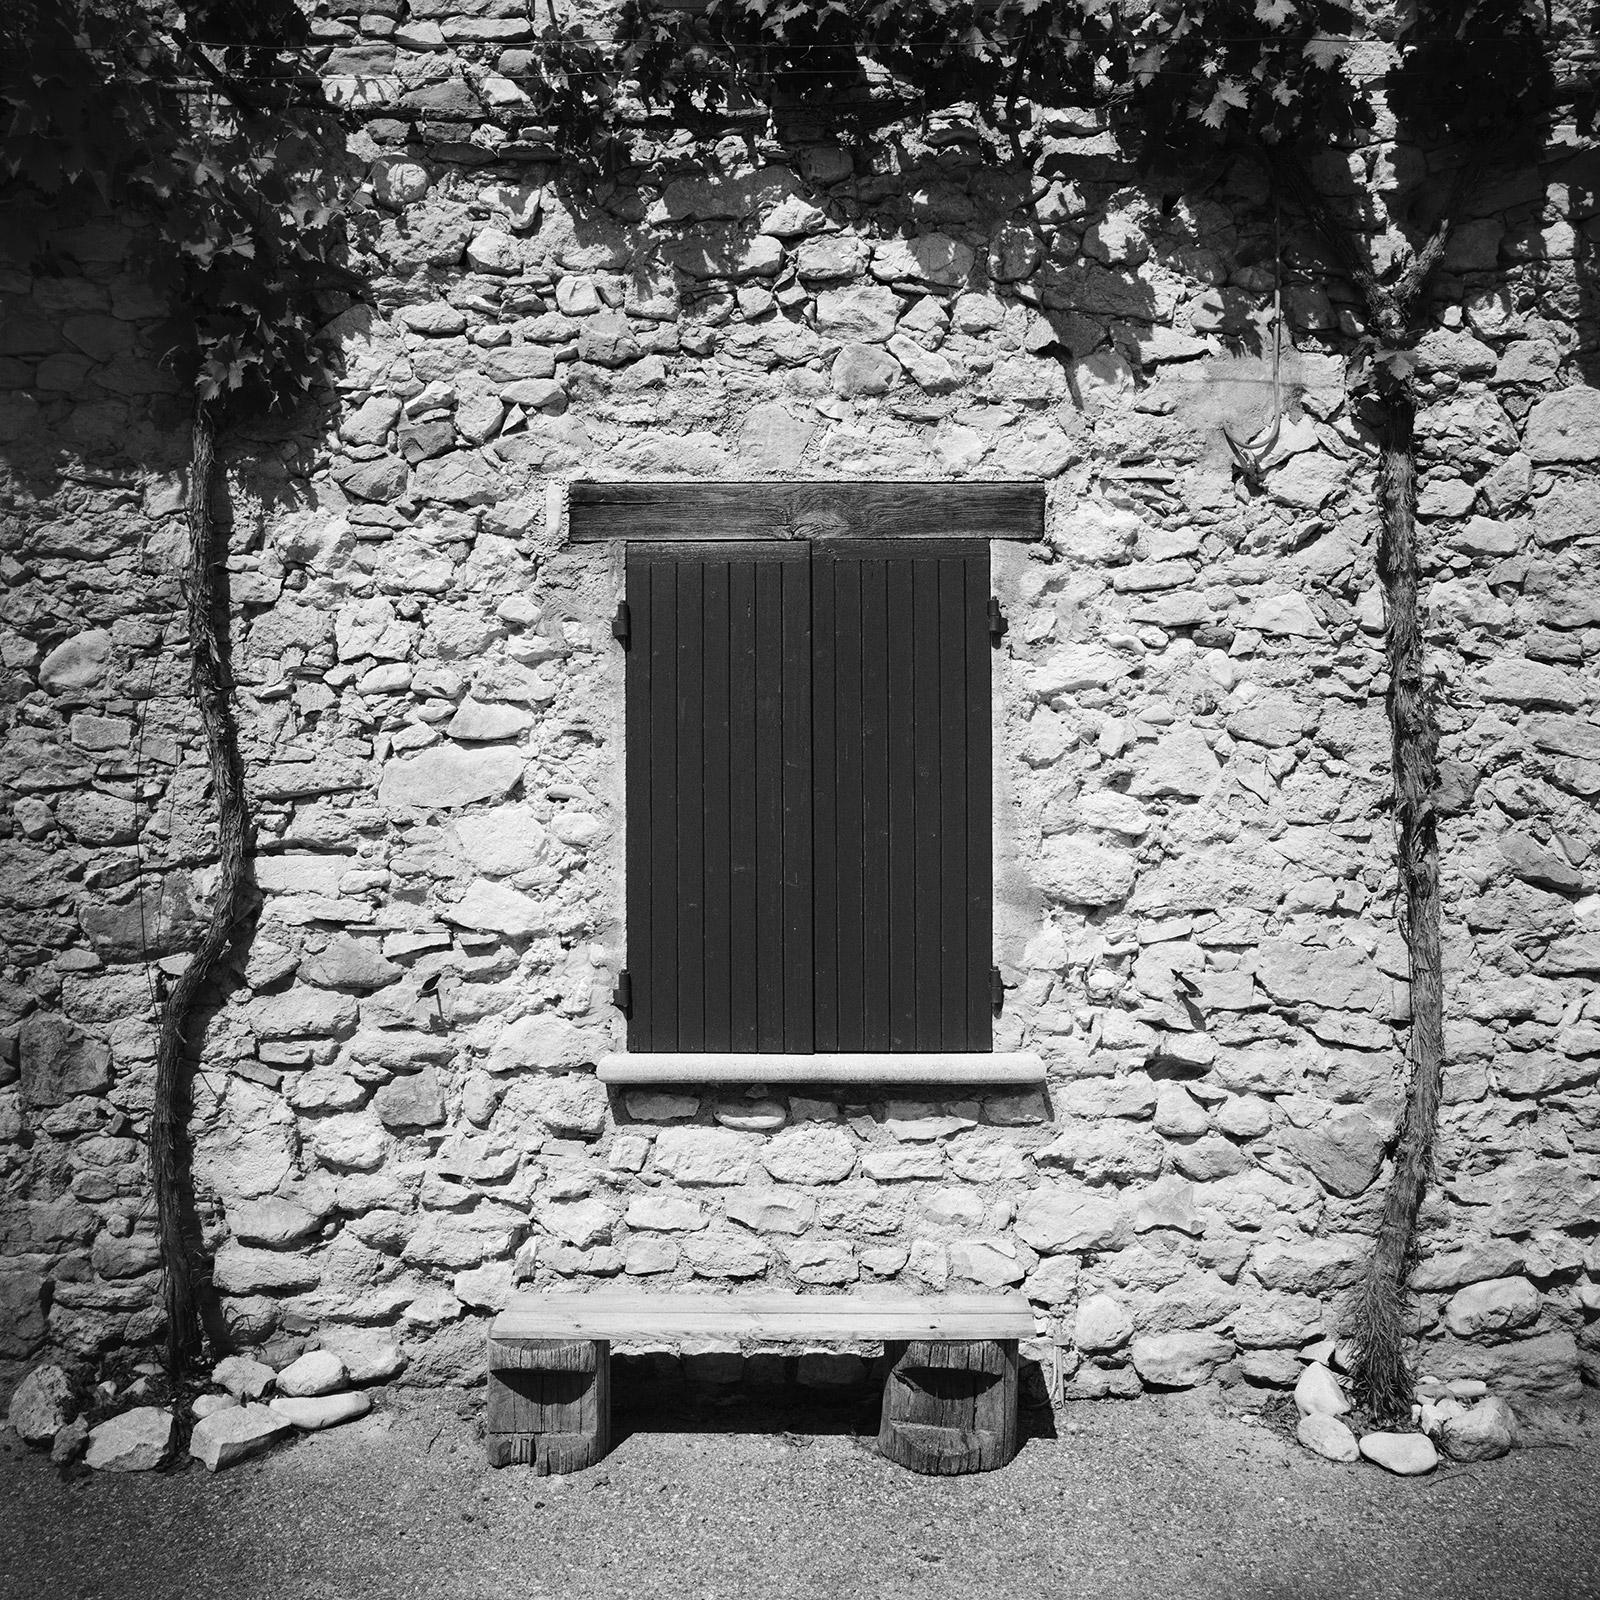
[4,1386,1596,1600]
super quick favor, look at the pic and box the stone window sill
[596,1052,1045,1086]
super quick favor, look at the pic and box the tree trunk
[1343,383,1446,1419]
[149,400,257,1378]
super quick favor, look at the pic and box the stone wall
[1,4,1598,1413]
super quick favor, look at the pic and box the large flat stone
[1524,386,1600,461]
[18,1016,111,1108]
[378,744,522,811]
[190,1404,292,1470]
[1130,1331,1234,1388]
[85,1407,172,1472]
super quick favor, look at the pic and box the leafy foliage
[1112,0,1369,151]
[527,0,1562,175]
[521,0,1371,154]
[1387,0,1556,148]
[0,0,353,419]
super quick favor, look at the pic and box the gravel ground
[4,1386,1598,1600]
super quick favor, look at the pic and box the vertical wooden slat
[624,551,653,1051]
[964,549,992,1050]
[781,552,814,1052]
[937,556,969,1051]
[701,560,732,1052]
[911,557,942,1051]
[754,560,786,1050]
[727,557,759,1053]
[812,554,839,1052]
[858,557,891,1052]
[885,558,918,1051]
[675,563,705,1050]
[828,555,865,1052]
[648,557,680,1049]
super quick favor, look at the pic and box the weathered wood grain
[877,1338,1020,1475]
[485,1337,611,1473]
[568,481,1045,543]
[491,1291,1035,1344]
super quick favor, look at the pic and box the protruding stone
[443,878,545,935]
[759,1126,857,1184]
[652,1127,755,1186]
[19,1016,111,1109]
[378,744,522,811]
[1018,1187,1129,1254]
[375,1067,447,1130]
[303,935,403,991]
[229,1194,328,1248]
[1074,1293,1133,1353]
[1443,1276,1540,1339]
[39,629,112,694]
[447,699,533,742]
[1524,386,1600,461]
[714,1098,787,1133]
[831,342,900,397]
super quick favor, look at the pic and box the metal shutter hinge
[988,596,1008,646]
[990,966,1005,1013]
[612,600,631,647]
[612,970,633,1015]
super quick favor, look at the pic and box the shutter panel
[625,543,812,1052]
[812,540,991,1052]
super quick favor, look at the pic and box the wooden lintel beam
[568,480,1046,543]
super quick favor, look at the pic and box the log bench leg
[877,1338,1019,1475]
[486,1337,610,1472]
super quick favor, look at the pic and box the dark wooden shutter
[625,538,990,1053]
[625,542,812,1052]
[812,540,990,1052]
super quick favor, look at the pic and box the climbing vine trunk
[149,400,256,1377]
[1345,385,1446,1418]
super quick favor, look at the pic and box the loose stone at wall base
[8,1363,77,1445]
[1358,1432,1437,1475]
[269,1391,372,1431]
[1439,1397,1517,1462]
[84,1407,172,1472]
[1296,1413,1359,1463]
[190,1405,292,1471]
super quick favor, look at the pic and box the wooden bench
[486,1291,1035,1476]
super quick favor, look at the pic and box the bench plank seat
[487,1292,1033,1476]
[491,1291,1035,1344]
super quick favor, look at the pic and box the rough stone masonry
[0,0,1597,1414]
